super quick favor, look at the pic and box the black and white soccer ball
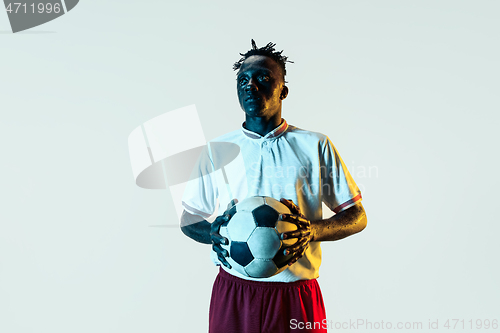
[219,196,298,278]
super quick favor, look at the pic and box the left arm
[279,199,367,265]
[310,201,367,242]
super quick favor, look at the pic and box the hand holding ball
[217,196,307,278]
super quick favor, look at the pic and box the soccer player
[180,40,367,333]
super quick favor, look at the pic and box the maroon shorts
[209,267,327,333]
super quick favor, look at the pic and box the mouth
[245,95,261,102]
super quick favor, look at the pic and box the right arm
[180,199,238,268]
[180,210,212,244]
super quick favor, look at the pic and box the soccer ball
[219,196,298,278]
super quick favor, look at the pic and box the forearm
[180,211,212,244]
[310,202,367,242]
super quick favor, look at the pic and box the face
[237,55,288,119]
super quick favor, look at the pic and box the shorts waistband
[217,266,317,288]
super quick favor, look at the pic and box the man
[181,40,367,333]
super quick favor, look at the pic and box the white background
[1,1,498,332]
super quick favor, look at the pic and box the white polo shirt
[182,119,362,282]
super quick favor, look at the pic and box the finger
[224,201,238,218]
[212,214,231,229]
[287,243,309,266]
[279,198,292,207]
[211,233,228,245]
[279,198,294,212]
[212,243,229,257]
[288,251,304,266]
[281,229,311,240]
[226,198,239,211]
[222,260,232,269]
[217,254,232,269]
[286,198,302,215]
[280,198,301,215]
[279,214,310,226]
[284,238,309,256]
[210,233,225,245]
[215,236,229,245]
[286,238,309,256]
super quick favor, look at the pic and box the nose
[245,77,258,92]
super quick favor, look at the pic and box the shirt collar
[241,119,289,140]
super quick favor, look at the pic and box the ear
[280,85,289,100]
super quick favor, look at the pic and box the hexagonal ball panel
[236,196,266,212]
[245,259,279,278]
[247,227,281,259]
[275,221,298,247]
[219,226,230,252]
[252,205,279,228]
[226,211,256,242]
[230,241,254,266]
[264,197,291,215]
[219,225,229,239]
[226,257,248,277]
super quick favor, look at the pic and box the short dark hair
[233,39,293,81]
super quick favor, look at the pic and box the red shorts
[209,267,327,333]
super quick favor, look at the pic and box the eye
[238,77,248,86]
[259,75,270,82]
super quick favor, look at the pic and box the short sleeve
[321,137,362,213]
[181,145,218,219]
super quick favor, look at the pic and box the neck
[244,112,282,137]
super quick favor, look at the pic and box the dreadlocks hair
[233,39,293,82]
